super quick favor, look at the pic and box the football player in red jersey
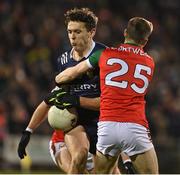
[55,17,159,174]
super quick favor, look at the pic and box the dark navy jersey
[57,42,106,97]
[57,42,106,125]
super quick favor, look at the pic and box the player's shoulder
[94,42,107,50]
[88,42,107,57]
[145,53,155,66]
[103,46,118,53]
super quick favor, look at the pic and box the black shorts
[76,120,97,154]
[76,108,99,154]
[83,123,97,155]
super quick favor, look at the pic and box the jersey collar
[84,40,95,58]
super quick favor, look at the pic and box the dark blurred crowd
[0,0,180,167]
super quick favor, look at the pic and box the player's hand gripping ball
[48,106,78,132]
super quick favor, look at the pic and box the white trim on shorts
[49,141,65,165]
[97,121,154,157]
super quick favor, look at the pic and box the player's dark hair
[64,8,98,31]
[126,17,153,44]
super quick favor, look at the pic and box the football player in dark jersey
[17,8,108,174]
[49,8,106,173]
[17,8,133,174]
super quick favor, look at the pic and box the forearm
[55,67,78,84]
[55,61,90,84]
[79,97,100,111]
[27,101,50,131]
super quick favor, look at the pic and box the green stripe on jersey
[89,49,105,67]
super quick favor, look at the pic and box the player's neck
[72,41,94,61]
[72,50,83,61]
[124,39,140,47]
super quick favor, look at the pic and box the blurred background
[0,0,180,173]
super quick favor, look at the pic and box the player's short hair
[64,8,98,31]
[126,17,153,44]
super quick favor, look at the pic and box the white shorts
[49,141,94,170]
[97,122,154,157]
[49,141,65,165]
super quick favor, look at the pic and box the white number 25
[105,58,151,94]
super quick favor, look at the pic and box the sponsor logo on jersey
[71,84,97,92]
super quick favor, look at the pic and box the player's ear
[90,28,96,38]
[140,38,148,47]
[124,29,127,37]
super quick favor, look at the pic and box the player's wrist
[123,160,135,174]
[55,79,63,87]
[123,159,131,164]
[25,127,33,133]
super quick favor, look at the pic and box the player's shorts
[76,107,99,155]
[49,141,65,164]
[49,141,94,171]
[97,121,154,157]
[81,122,97,155]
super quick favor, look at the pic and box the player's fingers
[18,147,22,157]
[56,106,64,109]
[56,91,67,98]
[20,154,24,159]
[18,151,24,159]
[65,105,73,109]
[21,150,26,159]
[49,97,56,103]
[18,147,25,159]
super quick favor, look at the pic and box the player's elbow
[55,74,74,84]
[55,75,60,84]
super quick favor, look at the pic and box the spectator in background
[0,102,7,164]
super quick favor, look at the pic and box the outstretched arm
[17,101,49,159]
[27,101,50,130]
[55,49,104,85]
[55,60,90,84]
[17,87,67,159]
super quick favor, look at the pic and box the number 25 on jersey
[105,58,151,94]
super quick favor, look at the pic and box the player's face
[67,21,94,52]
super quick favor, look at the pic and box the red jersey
[88,44,155,128]
[51,130,64,143]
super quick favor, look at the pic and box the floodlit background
[0,0,180,173]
